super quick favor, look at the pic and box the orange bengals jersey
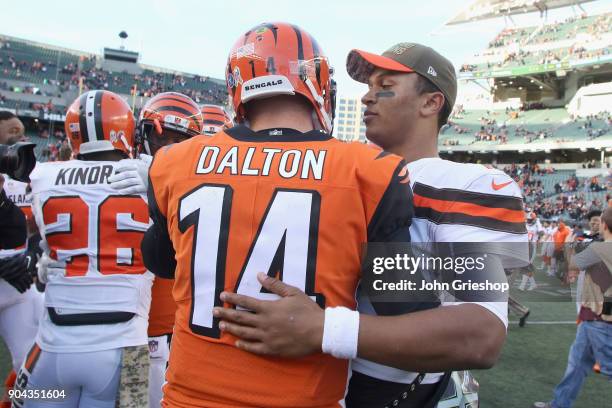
[147,125,413,408]
[148,277,176,337]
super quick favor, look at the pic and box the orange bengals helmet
[65,90,135,157]
[200,104,233,136]
[137,92,203,155]
[226,22,336,132]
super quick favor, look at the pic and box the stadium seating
[0,36,226,105]
[528,13,611,44]
[460,12,612,73]
[441,108,610,146]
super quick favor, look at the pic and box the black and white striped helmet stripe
[79,90,105,143]
[78,92,90,142]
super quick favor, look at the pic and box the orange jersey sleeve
[148,277,176,337]
[148,126,412,408]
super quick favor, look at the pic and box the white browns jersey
[29,160,153,352]
[0,174,32,258]
[527,219,544,243]
[353,157,528,385]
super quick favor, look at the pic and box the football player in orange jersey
[216,43,528,408]
[141,22,414,408]
[112,91,203,408]
[15,90,152,408]
[200,104,233,136]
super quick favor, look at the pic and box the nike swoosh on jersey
[491,180,512,191]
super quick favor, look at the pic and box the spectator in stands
[589,176,602,192]
[58,139,72,161]
[588,199,602,214]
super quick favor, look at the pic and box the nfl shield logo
[148,340,158,353]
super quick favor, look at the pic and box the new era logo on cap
[427,66,437,77]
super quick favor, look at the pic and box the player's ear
[420,92,444,120]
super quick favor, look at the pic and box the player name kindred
[196,146,326,180]
[55,165,114,186]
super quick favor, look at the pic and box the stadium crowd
[500,162,611,222]
[443,105,611,146]
[458,12,612,74]
[0,39,226,105]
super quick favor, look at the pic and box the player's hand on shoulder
[108,157,150,195]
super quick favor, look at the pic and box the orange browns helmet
[64,90,135,157]
[137,92,203,155]
[226,22,336,133]
[200,104,233,136]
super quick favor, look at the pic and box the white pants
[148,335,171,408]
[0,287,43,371]
[17,346,121,408]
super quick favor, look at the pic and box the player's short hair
[0,111,17,122]
[414,75,451,131]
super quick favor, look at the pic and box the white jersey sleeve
[353,158,528,385]
[410,160,528,266]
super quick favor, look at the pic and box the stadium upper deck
[0,34,227,113]
[459,12,611,78]
[446,0,597,25]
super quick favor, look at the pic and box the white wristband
[321,307,360,359]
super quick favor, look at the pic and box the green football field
[1,273,610,406]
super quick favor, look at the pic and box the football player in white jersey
[14,91,152,408]
[521,211,544,290]
[214,43,528,407]
[0,111,43,400]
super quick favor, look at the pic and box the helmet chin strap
[120,134,133,158]
[303,77,332,132]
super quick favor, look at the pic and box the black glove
[25,233,42,278]
[0,254,34,293]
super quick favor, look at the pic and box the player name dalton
[196,146,326,179]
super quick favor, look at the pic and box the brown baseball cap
[347,42,457,112]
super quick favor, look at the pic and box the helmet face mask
[137,92,203,155]
[226,22,335,133]
[64,90,136,158]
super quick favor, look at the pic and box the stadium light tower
[119,30,128,50]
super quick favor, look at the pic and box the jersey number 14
[179,185,324,339]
